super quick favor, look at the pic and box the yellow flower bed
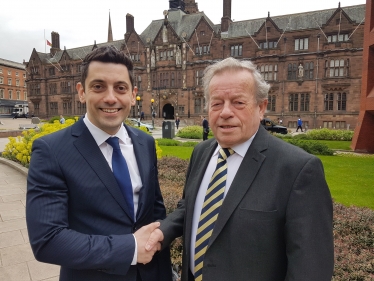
[2,117,162,167]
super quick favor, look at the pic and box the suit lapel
[72,119,132,219]
[208,127,269,247]
[184,141,217,259]
[126,126,147,221]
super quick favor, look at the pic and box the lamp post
[151,98,155,129]
[136,95,140,127]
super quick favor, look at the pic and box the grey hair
[202,57,270,107]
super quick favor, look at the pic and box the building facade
[25,0,365,129]
[0,58,27,115]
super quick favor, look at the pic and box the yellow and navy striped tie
[194,147,235,281]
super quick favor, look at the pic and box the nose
[219,101,233,118]
[103,87,117,104]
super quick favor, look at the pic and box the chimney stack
[126,14,135,34]
[221,0,232,32]
[50,31,61,56]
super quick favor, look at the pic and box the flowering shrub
[2,118,77,167]
[2,118,162,166]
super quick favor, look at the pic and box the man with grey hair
[146,57,334,281]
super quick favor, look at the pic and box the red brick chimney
[221,0,232,32]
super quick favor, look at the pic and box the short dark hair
[80,45,134,90]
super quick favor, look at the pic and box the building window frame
[337,92,347,111]
[295,38,309,50]
[230,44,243,57]
[324,93,334,111]
[267,94,276,111]
[289,93,299,111]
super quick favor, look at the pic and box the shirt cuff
[131,234,137,265]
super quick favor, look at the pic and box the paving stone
[0,201,24,211]
[1,193,26,202]
[21,228,29,242]
[27,260,60,281]
[0,262,31,281]
[0,243,35,266]
[0,187,24,196]
[0,230,25,249]
[0,218,27,234]
[0,208,25,221]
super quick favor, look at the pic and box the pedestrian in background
[175,117,180,130]
[202,116,209,141]
[296,117,303,132]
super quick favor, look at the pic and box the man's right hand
[134,222,161,264]
[145,228,164,252]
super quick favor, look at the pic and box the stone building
[25,0,365,129]
[0,58,27,115]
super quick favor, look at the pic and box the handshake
[134,222,165,264]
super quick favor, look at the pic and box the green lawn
[315,140,352,150]
[318,155,374,209]
[160,146,194,160]
[160,145,374,209]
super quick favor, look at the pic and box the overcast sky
[0,0,365,63]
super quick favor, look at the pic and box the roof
[140,9,219,42]
[224,4,365,38]
[32,4,365,63]
[35,40,125,64]
[0,58,25,70]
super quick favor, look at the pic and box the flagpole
[44,29,46,53]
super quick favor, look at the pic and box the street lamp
[151,98,155,129]
[136,95,141,127]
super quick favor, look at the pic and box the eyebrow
[89,79,129,85]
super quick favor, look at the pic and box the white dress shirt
[83,115,141,265]
[190,133,256,274]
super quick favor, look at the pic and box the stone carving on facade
[298,63,304,78]
[176,46,181,66]
[151,50,155,68]
[162,26,168,43]
[183,74,186,88]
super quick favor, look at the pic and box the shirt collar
[83,113,129,146]
[214,130,257,158]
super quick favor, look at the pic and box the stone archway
[163,103,175,119]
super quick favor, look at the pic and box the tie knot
[219,148,235,160]
[106,137,121,150]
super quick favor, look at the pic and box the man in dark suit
[202,116,209,141]
[146,57,334,280]
[26,46,172,281]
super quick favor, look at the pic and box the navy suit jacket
[26,118,172,281]
[160,126,334,281]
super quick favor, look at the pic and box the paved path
[0,158,60,281]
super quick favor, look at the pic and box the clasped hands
[134,222,164,264]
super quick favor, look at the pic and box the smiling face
[208,69,268,148]
[76,61,137,135]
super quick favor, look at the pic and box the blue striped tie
[194,148,235,281]
[106,137,134,221]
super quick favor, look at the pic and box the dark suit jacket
[26,118,172,281]
[160,126,334,281]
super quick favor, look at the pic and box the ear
[131,86,138,106]
[258,99,268,119]
[76,82,86,103]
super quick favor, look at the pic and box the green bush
[285,139,334,155]
[305,128,354,141]
[158,138,199,147]
[176,125,213,139]
[157,139,181,146]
